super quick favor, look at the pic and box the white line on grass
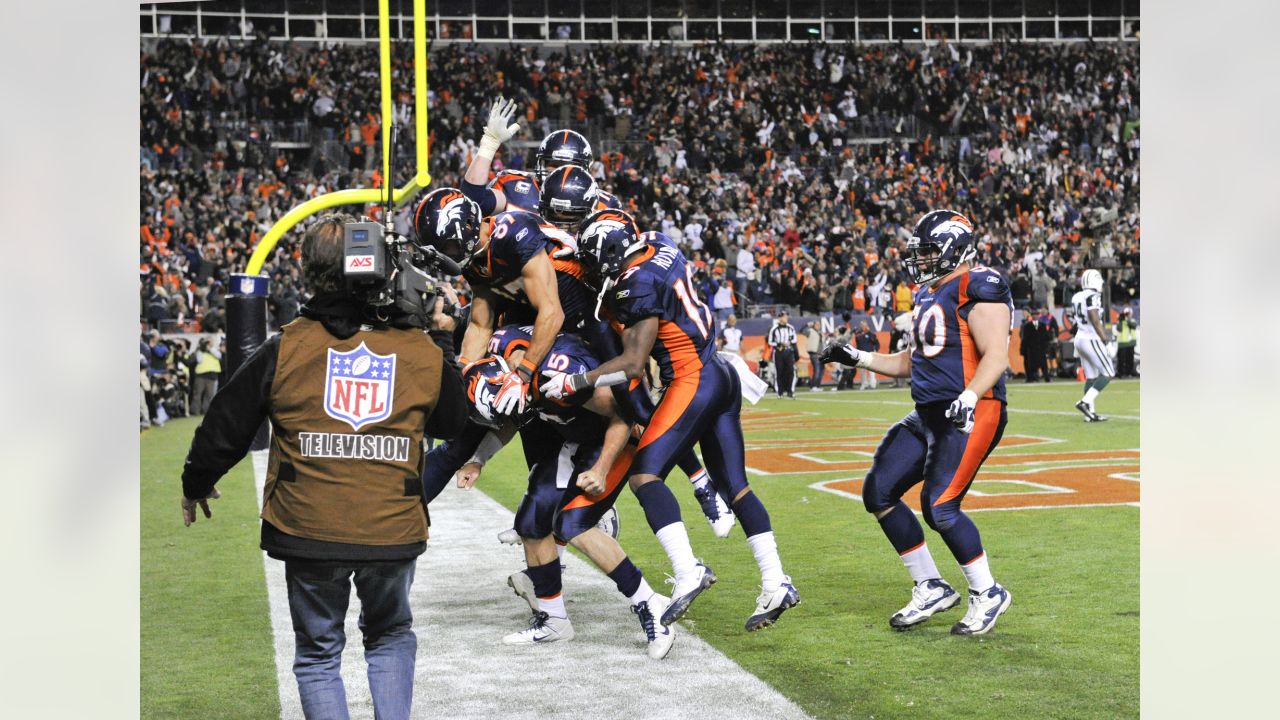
[253,452,814,720]
[789,396,1140,421]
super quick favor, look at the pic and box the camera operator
[178,213,466,720]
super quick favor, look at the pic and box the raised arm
[461,97,520,216]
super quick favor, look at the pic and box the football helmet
[535,129,593,182]
[905,209,977,286]
[1081,268,1104,292]
[575,208,645,283]
[413,188,482,264]
[462,355,512,429]
[541,165,599,229]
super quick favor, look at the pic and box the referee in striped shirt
[767,311,799,398]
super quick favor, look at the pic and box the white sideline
[252,451,814,720]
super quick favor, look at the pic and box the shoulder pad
[966,267,1011,304]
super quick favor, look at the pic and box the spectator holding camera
[178,214,467,720]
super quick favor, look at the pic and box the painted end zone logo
[324,342,396,431]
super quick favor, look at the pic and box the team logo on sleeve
[324,342,397,431]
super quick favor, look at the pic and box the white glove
[491,370,529,416]
[478,96,520,159]
[539,370,589,401]
[1106,340,1118,359]
[946,390,978,434]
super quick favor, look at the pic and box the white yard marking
[252,451,813,720]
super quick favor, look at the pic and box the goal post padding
[226,273,271,451]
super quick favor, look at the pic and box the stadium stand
[140,34,1138,339]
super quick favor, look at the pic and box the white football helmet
[1081,269,1104,292]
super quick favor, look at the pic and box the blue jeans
[285,559,418,720]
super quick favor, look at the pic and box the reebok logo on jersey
[616,289,631,298]
[986,275,1000,283]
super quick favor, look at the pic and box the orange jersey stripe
[562,444,637,510]
[933,399,1002,507]
[638,373,700,450]
[658,319,705,377]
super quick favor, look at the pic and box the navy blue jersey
[605,239,716,382]
[488,170,541,213]
[464,210,596,331]
[487,324,603,445]
[592,190,624,212]
[910,266,1013,405]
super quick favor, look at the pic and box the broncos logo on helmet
[414,187,482,264]
[462,355,512,429]
[906,209,978,286]
[575,209,644,284]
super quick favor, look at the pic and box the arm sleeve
[425,359,466,441]
[181,334,279,499]
[460,179,497,216]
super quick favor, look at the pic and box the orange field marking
[740,408,1139,511]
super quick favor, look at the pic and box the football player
[541,173,737,537]
[413,187,591,420]
[1070,268,1115,422]
[534,127,593,185]
[464,330,676,659]
[459,97,542,217]
[542,210,801,632]
[821,210,1014,636]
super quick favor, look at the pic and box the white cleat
[502,611,574,645]
[889,578,962,630]
[633,594,676,659]
[661,562,717,626]
[951,584,1013,636]
[507,570,539,614]
[693,484,736,538]
[498,528,523,545]
[745,576,801,631]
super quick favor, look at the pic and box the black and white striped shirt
[767,322,797,351]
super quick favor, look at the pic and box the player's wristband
[478,133,502,160]
[517,358,537,381]
[854,350,872,370]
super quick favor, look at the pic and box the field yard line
[792,396,1140,421]
[252,451,814,720]
[807,480,1140,513]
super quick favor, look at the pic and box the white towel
[719,352,769,405]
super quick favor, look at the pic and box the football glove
[479,96,520,158]
[491,370,529,416]
[539,370,589,401]
[819,342,871,369]
[946,390,978,434]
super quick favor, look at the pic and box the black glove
[819,342,863,368]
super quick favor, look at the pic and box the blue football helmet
[462,355,511,429]
[905,209,978,286]
[413,188,482,263]
[576,208,645,284]
[541,165,599,229]
[535,129,593,183]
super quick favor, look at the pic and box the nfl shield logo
[324,342,397,431]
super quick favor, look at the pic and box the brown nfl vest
[262,317,442,546]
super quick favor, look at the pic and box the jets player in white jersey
[1070,269,1115,422]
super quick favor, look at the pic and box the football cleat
[632,594,676,659]
[502,610,574,645]
[889,578,961,630]
[951,584,1013,636]
[1074,400,1102,422]
[693,484,736,538]
[745,577,801,631]
[661,562,717,626]
[497,528,523,545]
[507,570,539,614]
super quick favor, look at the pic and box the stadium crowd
[140,34,1139,336]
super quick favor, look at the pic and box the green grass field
[141,379,1139,719]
